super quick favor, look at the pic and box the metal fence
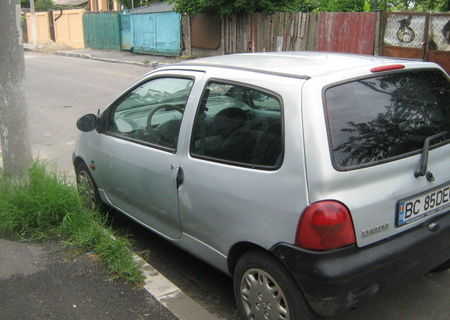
[382,12,450,73]
[83,11,181,56]
[83,12,121,50]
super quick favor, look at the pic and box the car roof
[172,51,432,79]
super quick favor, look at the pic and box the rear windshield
[325,69,450,169]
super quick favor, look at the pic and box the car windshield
[325,69,450,169]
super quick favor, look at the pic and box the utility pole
[0,0,33,177]
[30,0,37,46]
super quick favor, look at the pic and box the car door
[96,71,203,239]
[176,75,309,256]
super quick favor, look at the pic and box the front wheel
[233,250,316,320]
[76,162,105,211]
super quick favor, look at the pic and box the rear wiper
[414,131,448,180]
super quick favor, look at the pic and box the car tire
[430,259,450,272]
[233,250,316,320]
[76,161,106,211]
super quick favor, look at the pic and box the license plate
[397,182,450,227]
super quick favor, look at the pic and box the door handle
[176,167,184,189]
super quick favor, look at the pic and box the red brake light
[295,201,356,250]
[370,64,405,73]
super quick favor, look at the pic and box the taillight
[295,201,356,250]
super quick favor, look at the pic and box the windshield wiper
[414,131,448,179]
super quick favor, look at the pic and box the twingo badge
[362,222,390,238]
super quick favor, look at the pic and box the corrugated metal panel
[316,12,377,55]
[83,12,121,50]
[120,13,132,50]
[131,12,181,56]
[191,13,221,49]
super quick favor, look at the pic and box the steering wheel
[146,104,183,142]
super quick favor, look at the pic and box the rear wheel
[431,259,450,272]
[76,162,105,211]
[233,250,316,320]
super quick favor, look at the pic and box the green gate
[83,12,121,50]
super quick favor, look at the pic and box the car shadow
[107,209,450,320]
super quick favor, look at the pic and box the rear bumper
[271,212,450,316]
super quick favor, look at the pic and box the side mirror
[76,114,98,132]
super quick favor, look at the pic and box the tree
[120,0,163,9]
[384,0,450,11]
[171,0,317,16]
[316,0,365,11]
[21,0,54,10]
[0,0,33,177]
[36,0,54,10]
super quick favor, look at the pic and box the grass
[0,161,143,284]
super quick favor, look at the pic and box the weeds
[0,162,143,284]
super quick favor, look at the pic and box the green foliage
[381,0,449,11]
[170,0,449,13]
[0,162,143,284]
[172,0,317,15]
[120,0,163,9]
[284,0,318,12]
[36,0,54,10]
[20,0,54,10]
[316,0,365,11]
[20,0,30,8]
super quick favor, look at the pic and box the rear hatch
[304,67,450,247]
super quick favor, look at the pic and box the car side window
[190,81,283,169]
[109,77,194,150]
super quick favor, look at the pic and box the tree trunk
[0,0,33,177]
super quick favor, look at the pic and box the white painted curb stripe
[133,254,221,320]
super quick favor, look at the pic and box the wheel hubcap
[240,268,290,320]
[77,170,96,209]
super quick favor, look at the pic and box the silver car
[74,52,450,320]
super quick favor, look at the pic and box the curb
[53,51,161,68]
[25,47,183,69]
[133,254,221,320]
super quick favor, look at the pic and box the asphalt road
[24,52,450,320]
[25,52,149,173]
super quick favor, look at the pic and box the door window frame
[189,78,285,170]
[102,74,196,154]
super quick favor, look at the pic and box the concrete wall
[26,9,85,48]
[26,12,51,44]
[53,9,85,49]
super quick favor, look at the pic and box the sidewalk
[0,238,176,320]
[0,238,218,320]
[23,43,185,68]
